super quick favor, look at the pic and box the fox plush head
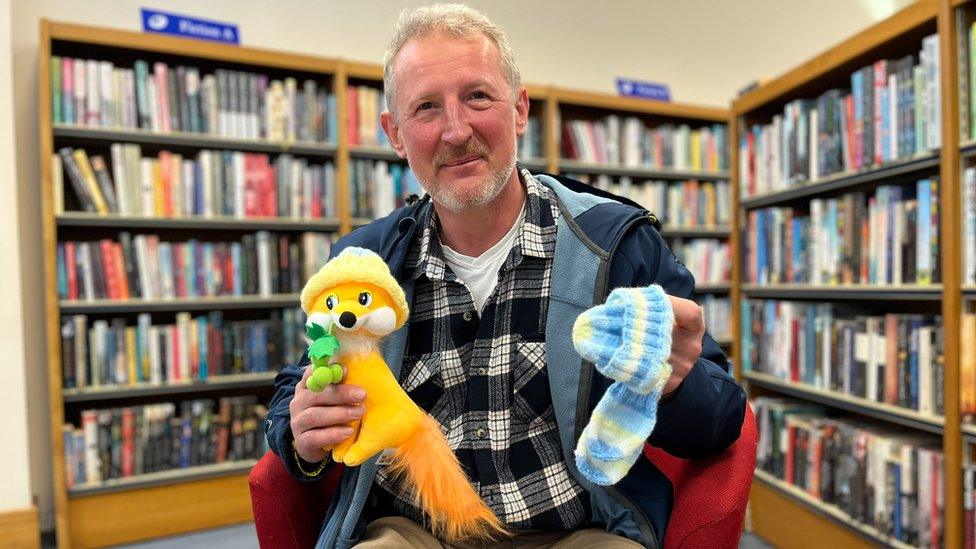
[300,247,409,357]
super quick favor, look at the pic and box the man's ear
[381,111,407,159]
[514,87,530,137]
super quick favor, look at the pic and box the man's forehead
[393,32,501,76]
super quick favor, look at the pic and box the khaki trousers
[354,516,645,548]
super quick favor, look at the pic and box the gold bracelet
[292,441,329,477]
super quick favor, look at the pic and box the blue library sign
[616,78,670,102]
[141,8,240,45]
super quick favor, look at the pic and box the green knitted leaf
[308,334,340,360]
[306,322,328,340]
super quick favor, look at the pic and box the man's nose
[441,102,473,146]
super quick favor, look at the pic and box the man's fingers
[293,405,365,434]
[303,383,366,406]
[296,426,355,456]
[668,295,706,332]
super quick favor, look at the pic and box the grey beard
[417,152,518,214]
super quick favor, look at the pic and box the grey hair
[383,4,522,116]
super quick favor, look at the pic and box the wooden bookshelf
[68,459,256,497]
[694,283,732,293]
[962,423,976,443]
[550,88,733,345]
[556,159,728,181]
[731,1,965,546]
[39,20,343,548]
[67,472,251,549]
[660,226,731,239]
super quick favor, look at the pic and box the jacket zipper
[575,211,661,548]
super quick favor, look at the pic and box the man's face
[381,33,529,214]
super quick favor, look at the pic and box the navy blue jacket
[265,173,746,548]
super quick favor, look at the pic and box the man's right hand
[289,366,367,463]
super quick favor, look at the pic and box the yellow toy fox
[299,247,507,543]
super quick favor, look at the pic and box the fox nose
[338,311,357,329]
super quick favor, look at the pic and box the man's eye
[417,102,436,111]
[470,91,488,100]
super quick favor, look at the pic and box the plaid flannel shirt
[372,170,589,531]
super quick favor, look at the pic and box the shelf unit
[550,88,733,343]
[38,20,350,548]
[731,0,964,546]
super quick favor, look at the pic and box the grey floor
[110,522,776,548]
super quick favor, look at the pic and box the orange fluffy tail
[387,415,508,543]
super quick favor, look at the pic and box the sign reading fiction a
[141,8,240,45]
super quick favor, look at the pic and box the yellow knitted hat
[300,247,409,327]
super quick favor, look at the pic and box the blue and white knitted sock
[572,285,674,486]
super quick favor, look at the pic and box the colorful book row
[56,231,332,301]
[55,145,337,219]
[739,34,940,198]
[745,180,940,285]
[742,300,944,415]
[60,308,305,390]
[50,56,336,142]
[565,175,731,230]
[348,159,422,220]
[562,118,728,172]
[63,397,268,488]
[754,397,944,547]
[672,239,731,286]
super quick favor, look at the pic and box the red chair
[644,403,757,548]
[249,404,756,548]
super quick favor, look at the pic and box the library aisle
[5,1,976,548]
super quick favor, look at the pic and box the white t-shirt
[441,205,524,315]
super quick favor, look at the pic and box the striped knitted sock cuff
[573,285,674,394]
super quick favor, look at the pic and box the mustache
[434,141,489,167]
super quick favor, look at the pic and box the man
[266,4,746,548]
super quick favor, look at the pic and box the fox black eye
[325,295,337,310]
[358,291,372,306]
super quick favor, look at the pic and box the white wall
[8,0,915,530]
[0,0,35,514]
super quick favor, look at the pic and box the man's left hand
[663,295,706,397]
